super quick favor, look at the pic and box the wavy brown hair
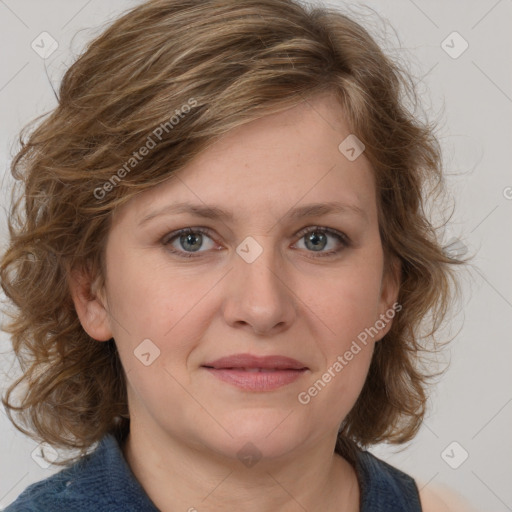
[1,0,468,466]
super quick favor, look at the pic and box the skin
[70,91,411,511]
[419,484,480,512]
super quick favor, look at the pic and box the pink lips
[202,353,308,391]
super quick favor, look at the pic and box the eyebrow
[138,200,368,227]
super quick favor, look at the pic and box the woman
[1,0,472,510]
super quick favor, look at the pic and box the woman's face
[80,92,399,461]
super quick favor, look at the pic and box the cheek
[104,258,217,388]
[104,246,205,337]
[294,258,382,413]
[298,335,374,427]
[302,263,384,346]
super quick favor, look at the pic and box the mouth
[201,353,308,391]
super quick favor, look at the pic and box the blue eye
[293,226,350,256]
[162,227,217,257]
[162,226,350,259]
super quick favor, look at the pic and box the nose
[221,237,297,336]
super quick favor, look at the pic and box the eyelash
[161,226,351,259]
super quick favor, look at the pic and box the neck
[122,422,360,512]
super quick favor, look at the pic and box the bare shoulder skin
[420,485,480,512]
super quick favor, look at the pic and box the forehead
[114,92,377,227]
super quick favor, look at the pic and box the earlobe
[68,266,113,342]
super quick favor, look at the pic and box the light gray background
[0,1,511,510]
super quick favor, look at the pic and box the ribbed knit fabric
[355,450,422,511]
[4,434,421,511]
[4,434,159,512]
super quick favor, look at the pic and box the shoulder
[419,485,480,512]
[3,459,90,511]
[3,434,156,512]
[356,450,478,512]
[355,450,422,511]
[4,434,158,511]
[419,486,455,512]
[3,438,107,511]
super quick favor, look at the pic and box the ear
[68,265,113,342]
[375,255,401,341]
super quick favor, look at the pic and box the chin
[201,411,310,462]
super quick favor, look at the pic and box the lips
[202,353,308,391]
[202,353,308,371]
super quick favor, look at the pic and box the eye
[162,227,218,258]
[162,225,350,259]
[293,226,350,257]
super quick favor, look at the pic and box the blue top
[5,434,422,511]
